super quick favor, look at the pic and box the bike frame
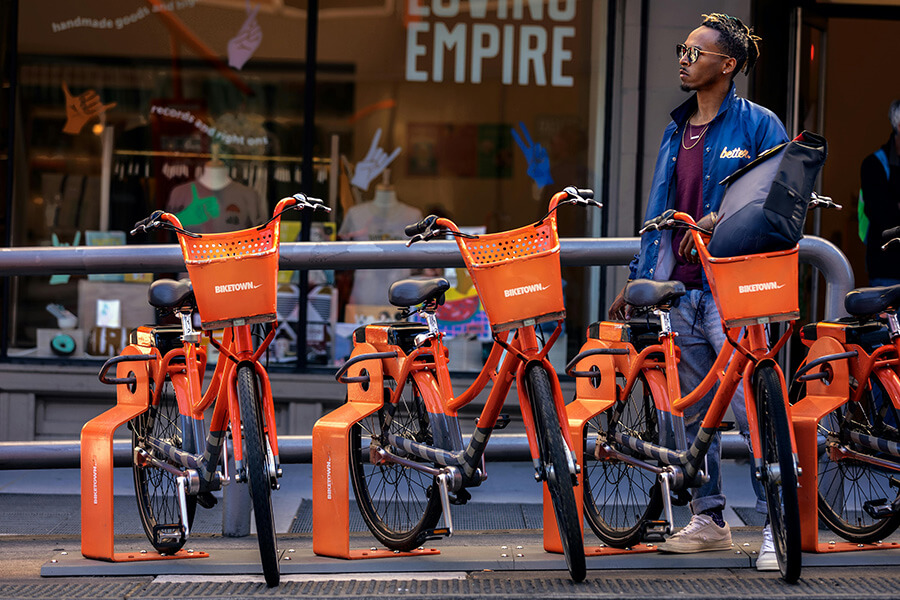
[609,315,795,487]
[796,314,900,469]
[372,319,574,480]
[596,211,799,498]
[141,321,279,489]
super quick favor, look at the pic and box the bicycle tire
[349,373,443,550]
[756,364,802,583]
[527,363,586,582]
[583,370,663,547]
[132,376,197,554]
[236,363,280,587]
[817,372,900,542]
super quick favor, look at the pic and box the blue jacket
[630,83,789,284]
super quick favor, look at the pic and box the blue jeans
[669,289,766,515]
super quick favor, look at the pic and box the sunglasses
[676,44,732,64]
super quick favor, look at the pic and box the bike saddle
[388,277,450,308]
[624,279,686,308]
[149,278,195,310]
[845,285,900,317]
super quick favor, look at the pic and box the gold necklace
[681,119,709,150]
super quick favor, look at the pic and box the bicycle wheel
[236,364,279,587]
[349,373,443,551]
[817,372,900,542]
[132,375,197,553]
[527,363,586,582]
[756,365,801,583]
[583,370,663,548]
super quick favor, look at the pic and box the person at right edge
[861,100,900,288]
[608,13,788,570]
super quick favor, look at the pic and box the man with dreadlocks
[609,13,788,570]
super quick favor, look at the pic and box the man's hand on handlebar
[678,212,716,264]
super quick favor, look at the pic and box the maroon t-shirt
[670,121,706,288]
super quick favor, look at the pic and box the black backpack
[707,131,827,257]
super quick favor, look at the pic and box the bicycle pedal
[196,491,217,509]
[640,520,670,542]
[716,421,735,432]
[449,488,471,505]
[864,498,896,519]
[424,527,451,541]
[152,524,186,549]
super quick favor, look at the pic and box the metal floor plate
[0,494,223,536]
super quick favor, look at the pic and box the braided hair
[701,13,760,76]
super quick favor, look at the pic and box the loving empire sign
[405,0,577,87]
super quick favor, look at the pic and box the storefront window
[5,0,598,370]
[325,0,596,367]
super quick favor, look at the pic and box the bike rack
[81,344,208,562]
[312,343,439,560]
[792,331,900,553]
[545,338,656,557]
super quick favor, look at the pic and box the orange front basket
[457,218,564,332]
[703,243,799,328]
[179,221,281,330]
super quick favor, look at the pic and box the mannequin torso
[197,162,232,191]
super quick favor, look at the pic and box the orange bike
[334,187,600,581]
[791,224,900,545]
[97,194,329,586]
[568,208,805,582]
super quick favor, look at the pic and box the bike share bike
[89,194,329,586]
[319,187,600,582]
[567,207,809,582]
[791,224,900,551]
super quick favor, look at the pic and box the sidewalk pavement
[4,462,900,600]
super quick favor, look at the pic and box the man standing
[861,100,900,287]
[608,13,788,570]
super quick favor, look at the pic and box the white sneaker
[656,513,733,553]
[756,524,778,571]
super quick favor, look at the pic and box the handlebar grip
[883,226,900,243]
[405,215,437,237]
[642,208,676,230]
[130,210,164,235]
[575,188,594,200]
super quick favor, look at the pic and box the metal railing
[0,235,855,471]
[0,236,853,318]
[0,237,854,534]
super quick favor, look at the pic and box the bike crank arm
[657,469,676,536]
[373,446,461,537]
[595,442,665,475]
[828,442,900,473]
[135,447,197,539]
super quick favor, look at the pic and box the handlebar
[638,209,679,235]
[404,214,439,238]
[809,192,841,210]
[129,192,328,237]
[639,190,839,236]
[404,186,600,246]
